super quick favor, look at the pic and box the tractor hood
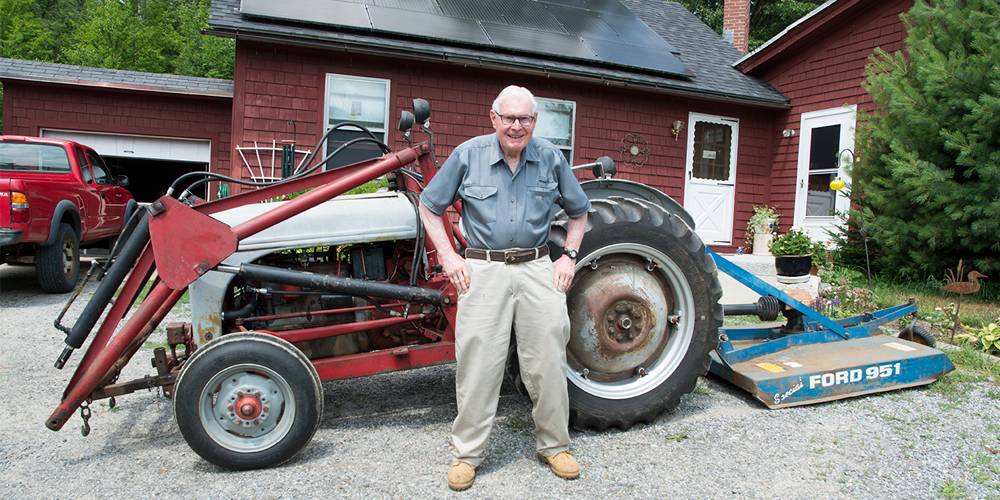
[210,191,418,252]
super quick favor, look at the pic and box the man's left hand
[553,255,576,292]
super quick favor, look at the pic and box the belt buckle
[504,250,516,264]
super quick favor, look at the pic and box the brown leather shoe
[447,461,476,491]
[538,451,580,479]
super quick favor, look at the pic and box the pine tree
[854,0,1000,278]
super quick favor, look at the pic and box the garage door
[41,129,211,163]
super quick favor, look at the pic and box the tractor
[46,99,722,469]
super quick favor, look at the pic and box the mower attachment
[708,250,954,408]
[709,334,954,408]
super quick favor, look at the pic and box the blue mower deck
[709,334,954,408]
[707,250,954,409]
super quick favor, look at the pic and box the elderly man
[418,85,590,490]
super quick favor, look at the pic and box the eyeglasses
[494,112,536,127]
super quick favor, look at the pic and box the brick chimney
[723,0,751,53]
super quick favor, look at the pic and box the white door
[793,106,856,242]
[683,113,739,245]
[41,129,211,163]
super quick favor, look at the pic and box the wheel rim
[198,363,295,453]
[62,239,75,275]
[565,243,696,400]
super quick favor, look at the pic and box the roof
[734,0,872,74]
[0,58,234,98]
[208,0,788,108]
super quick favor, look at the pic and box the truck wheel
[549,197,723,430]
[173,333,323,470]
[36,223,80,293]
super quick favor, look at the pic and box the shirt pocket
[526,179,559,227]
[460,184,498,223]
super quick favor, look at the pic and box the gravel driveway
[2,263,998,499]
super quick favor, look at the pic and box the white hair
[492,85,537,115]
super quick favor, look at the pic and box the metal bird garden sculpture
[941,259,988,341]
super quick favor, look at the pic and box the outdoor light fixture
[671,120,685,141]
[782,128,796,138]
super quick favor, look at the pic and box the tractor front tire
[549,197,722,430]
[173,333,323,470]
[36,223,80,293]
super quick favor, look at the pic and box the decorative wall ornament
[619,133,649,167]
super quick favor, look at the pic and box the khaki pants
[449,256,571,466]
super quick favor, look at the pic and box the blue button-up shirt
[419,134,591,250]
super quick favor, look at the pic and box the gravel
[2,263,998,499]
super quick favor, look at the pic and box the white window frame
[323,73,390,144]
[535,97,576,164]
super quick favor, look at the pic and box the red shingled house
[734,0,912,241]
[0,0,914,251]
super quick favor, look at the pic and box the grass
[869,279,998,329]
[948,345,1000,382]
[939,479,966,499]
[927,345,1000,401]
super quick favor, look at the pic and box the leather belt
[465,246,549,264]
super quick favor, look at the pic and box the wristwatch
[563,248,579,260]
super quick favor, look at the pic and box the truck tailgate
[0,179,10,227]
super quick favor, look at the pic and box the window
[804,124,840,217]
[86,150,111,184]
[0,142,70,172]
[76,147,93,183]
[324,74,390,169]
[692,121,733,181]
[535,98,576,163]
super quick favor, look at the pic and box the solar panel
[338,0,441,14]
[543,4,621,42]
[239,0,689,78]
[368,6,492,45]
[536,0,634,16]
[586,38,689,75]
[482,23,597,61]
[241,0,372,30]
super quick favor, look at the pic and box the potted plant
[768,229,816,282]
[746,205,779,256]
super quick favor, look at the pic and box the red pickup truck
[1,136,135,293]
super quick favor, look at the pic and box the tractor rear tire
[36,223,80,293]
[548,197,722,430]
[173,332,323,470]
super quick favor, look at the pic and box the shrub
[956,322,1000,355]
[854,0,1000,278]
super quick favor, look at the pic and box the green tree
[61,0,167,72]
[1,0,56,130]
[676,0,824,51]
[172,0,234,78]
[854,0,1000,277]
[59,0,232,78]
[0,0,54,59]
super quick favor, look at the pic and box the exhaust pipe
[218,262,444,305]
